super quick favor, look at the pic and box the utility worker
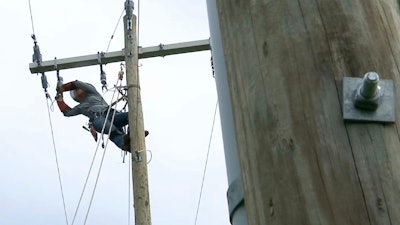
[55,80,148,151]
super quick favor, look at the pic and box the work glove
[56,81,64,93]
[55,93,63,101]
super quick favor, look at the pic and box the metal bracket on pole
[343,72,395,123]
[135,150,143,162]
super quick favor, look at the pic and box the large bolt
[354,72,381,111]
[360,72,380,99]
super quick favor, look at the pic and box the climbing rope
[83,82,122,225]
[69,76,124,225]
[194,100,219,225]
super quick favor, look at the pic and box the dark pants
[92,111,128,150]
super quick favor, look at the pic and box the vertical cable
[28,0,36,35]
[71,78,121,225]
[106,8,125,53]
[83,78,123,225]
[45,98,69,225]
[194,100,219,225]
[29,1,68,223]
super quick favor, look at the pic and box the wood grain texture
[214,0,400,224]
[124,15,151,225]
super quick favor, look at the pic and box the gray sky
[0,1,230,225]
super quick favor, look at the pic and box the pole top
[125,0,134,18]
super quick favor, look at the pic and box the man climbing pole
[55,80,148,151]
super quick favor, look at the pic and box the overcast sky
[0,1,230,225]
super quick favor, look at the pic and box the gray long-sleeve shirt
[62,81,109,119]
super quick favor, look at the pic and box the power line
[105,0,141,53]
[45,98,69,225]
[28,0,36,35]
[106,8,125,53]
[31,0,68,223]
[194,100,219,225]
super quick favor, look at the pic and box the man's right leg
[92,117,124,135]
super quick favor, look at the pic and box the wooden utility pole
[124,10,152,225]
[208,0,400,224]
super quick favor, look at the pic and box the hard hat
[70,90,80,102]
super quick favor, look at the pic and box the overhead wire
[29,1,69,224]
[194,100,219,225]
[45,98,69,225]
[106,8,125,53]
[28,0,35,35]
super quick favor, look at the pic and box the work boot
[123,134,131,152]
[123,130,150,152]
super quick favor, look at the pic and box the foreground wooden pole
[212,0,400,224]
[124,14,151,225]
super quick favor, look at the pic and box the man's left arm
[55,93,81,117]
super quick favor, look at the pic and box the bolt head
[365,72,379,81]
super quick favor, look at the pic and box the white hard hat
[70,90,79,102]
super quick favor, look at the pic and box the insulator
[41,73,48,89]
[33,44,42,64]
[100,71,107,87]
[125,0,134,19]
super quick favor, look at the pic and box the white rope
[70,77,122,225]
[83,78,124,225]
